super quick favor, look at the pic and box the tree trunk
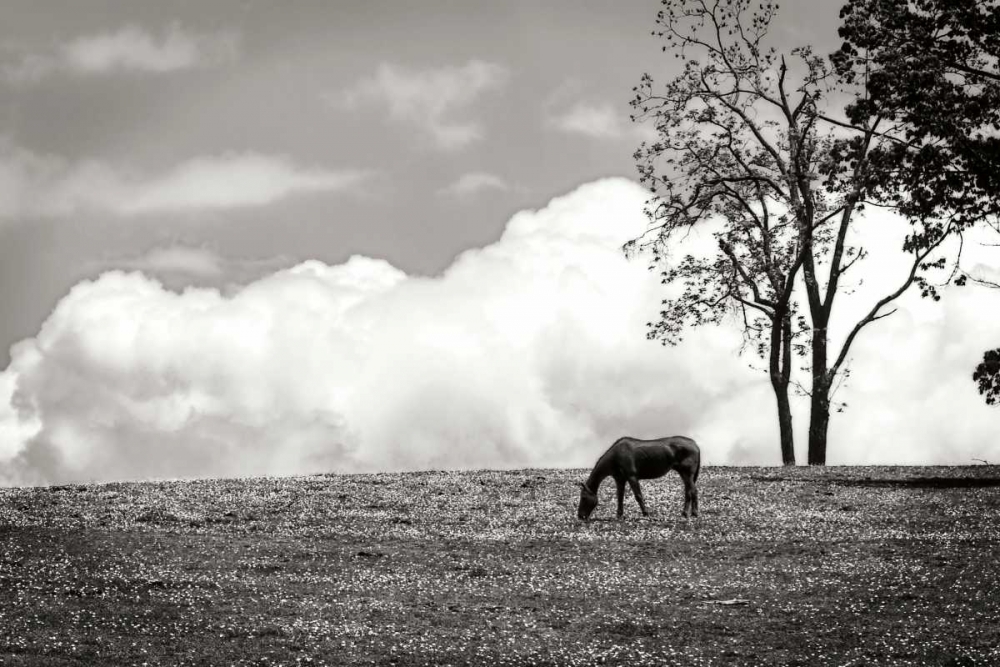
[807,327,831,465]
[770,309,796,466]
[807,389,831,465]
[775,384,796,466]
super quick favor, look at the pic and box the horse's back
[620,435,699,456]
[615,435,699,478]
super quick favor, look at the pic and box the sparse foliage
[630,0,842,465]
[973,348,1000,405]
[633,0,968,464]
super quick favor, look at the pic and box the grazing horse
[577,436,700,520]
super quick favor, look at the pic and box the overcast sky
[1,1,998,485]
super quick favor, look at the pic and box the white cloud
[0,143,370,220]
[4,23,239,81]
[548,100,658,143]
[337,60,509,150]
[437,172,510,198]
[0,178,998,485]
[120,154,367,215]
[551,101,625,139]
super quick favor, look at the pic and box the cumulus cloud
[437,172,510,198]
[0,178,998,485]
[337,60,509,150]
[0,143,370,220]
[4,23,239,81]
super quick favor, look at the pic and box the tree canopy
[834,0,1000,233]
[835,0,1000,408]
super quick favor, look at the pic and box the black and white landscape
[1,0,999,664]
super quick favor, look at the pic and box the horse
[577,436,700,520]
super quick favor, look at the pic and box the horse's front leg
[627,477,649,516]
[615,478,625,519]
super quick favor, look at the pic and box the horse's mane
[594,438,628,469]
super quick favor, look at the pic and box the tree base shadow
[750,475,1000,489]
[832,477,1000,489]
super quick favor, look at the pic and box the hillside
[1,466,999,665]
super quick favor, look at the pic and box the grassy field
[1,466,999,666]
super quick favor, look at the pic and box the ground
[1,466,998,666]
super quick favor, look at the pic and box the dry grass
[1,465,999,665]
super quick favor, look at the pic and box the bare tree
[632,0,962,465]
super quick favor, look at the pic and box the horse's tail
[693,445,701,483]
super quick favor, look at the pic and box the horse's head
[577,482,598,520]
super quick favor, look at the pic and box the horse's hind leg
[615,478,626,519]
[681,471,697,518]
[689,477,699,518]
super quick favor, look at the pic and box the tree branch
[831,222,956,376]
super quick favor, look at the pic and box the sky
[0,0,998,485]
